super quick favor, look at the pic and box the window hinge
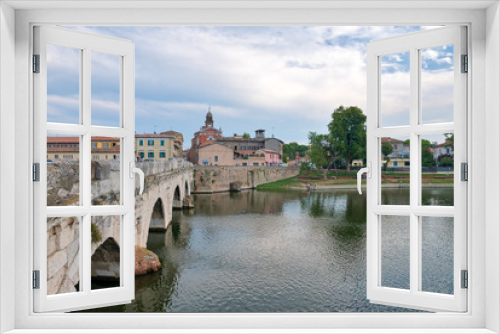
[33,270,40,289]
[461,270,468,289]
[33,54,40,73]
[33,163,40,182]
[461,162,468,182]
[461,54,468,73]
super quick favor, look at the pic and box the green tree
[308,132,328,169]
[381,142,393,171]
[242,132,251,139]
[444,133,454,143]
[328,106,367,171]
[438,156,454,167]
[282,142,309,163]
[421,139,436,168]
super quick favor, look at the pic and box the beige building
[135,134,175,161]
[160,131,184,157]
[197,142,266,167]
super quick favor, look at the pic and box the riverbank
[256,169,454,190]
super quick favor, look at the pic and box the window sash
[366,25,467,312]
[32,25,136,313]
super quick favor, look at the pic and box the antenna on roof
[272,126,275,138]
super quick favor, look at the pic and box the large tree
[328,106,367,171]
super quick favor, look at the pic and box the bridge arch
[91,237,120,281]
[172,185,182,210]
[149,197,168,230]
[185,180,190,197]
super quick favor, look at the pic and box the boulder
[135,246,161,275]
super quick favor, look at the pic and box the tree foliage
[283,142,309,163]
[308,132,329,168]
[421,139,435,168]
[242,132,251,139]
[328,106,367,171]
[381,142,393,171]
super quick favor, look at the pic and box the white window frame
[1,2,498,333]
[32,25,136,313]
[366,26,467,313]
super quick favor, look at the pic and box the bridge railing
[136,158,193,177]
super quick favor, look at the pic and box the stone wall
[192,166,300,193]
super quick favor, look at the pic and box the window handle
[129,162,145,195]
[357,163,371,195]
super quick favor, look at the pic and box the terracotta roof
[218,137,264,142]
[434,141,453,148]
[47,136,119,143]
[47,137,80,144]
[92,137,119,141]
[381,137,405,144]
[136,133,176,138]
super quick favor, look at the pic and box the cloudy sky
[47,26,453,147]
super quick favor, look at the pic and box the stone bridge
[46,158,194,295]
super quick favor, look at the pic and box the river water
[88,187,454,313]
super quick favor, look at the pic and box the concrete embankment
[192,166,300,194]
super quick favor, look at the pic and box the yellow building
[135,134,175,161]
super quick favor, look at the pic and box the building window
[242,163,247,167]
[393,161,398,167]
[161,140,165,146]
[138,151,144,158]
[148,140,154,146]
[92,143,97,148]
[253,163,258,166]
[214,156,218,162]
[54,155,59,159]
[148,151,154,158]
[242,145,246,150]
[139,140,143,146]
[104,143,108,148]
[159,151,166,158]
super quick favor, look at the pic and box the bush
[91,222,102,243]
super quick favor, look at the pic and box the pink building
[256,149,282,166]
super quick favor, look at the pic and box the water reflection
[86,187,453,313]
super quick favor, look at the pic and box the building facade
[187,109,223,163]
[47,136,121,160]
[160,131,184,158]
[135,134,175,161]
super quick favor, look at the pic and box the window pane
[380,52,410,127]
[47,216,81,295]
[91,215,121,290]
[380,136,410,205]
[381,215,410,290]
[421,216,454,295]
[91,137,121,205]
[421,134,454,206]
[421,44,454,124]
[47,134,80,206]
[47,44,80,124]
[91,52,121,127]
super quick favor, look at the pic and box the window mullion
[409,46,420,294]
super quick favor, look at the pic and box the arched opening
[172,185,182,210]
[185,181,189,196]
[149,198,166,230]
[91,237,120,289]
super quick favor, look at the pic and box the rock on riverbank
[135,246,161,275]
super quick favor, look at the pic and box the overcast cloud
[48,26,452,147]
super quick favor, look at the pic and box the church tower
[205,107,214,128]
